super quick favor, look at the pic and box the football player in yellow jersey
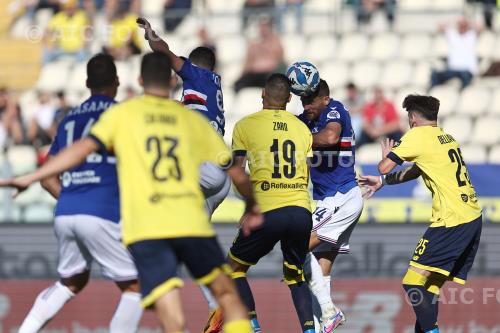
[359,95,482,333]
[0,52,262,333]
[221,74,315,333]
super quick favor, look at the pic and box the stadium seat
[351,60,381,90]
[399,0,433,11]
[477,31,496,60]
[492,36,500,61]
[6,145,37,176]
[337,33,368,62]
[304,0,340,10]
[459,144,488,164]
[141,1,166,17]
[471,117,500,146]
[220,63,242,88]
[304,35,336,63]
[380,60,413,90]
[36,60,72,92]
[488,88,500,116]
[282,33,306,65]
[115,61,133,88]
[0,203,21,223]
[18,89,39,121]
[456,86,491,116]
[367,33,400,61]
[15,182,44,206]
[400,34,432,61]
[23,203,54,223]
[430,0,463,10]
[319,61,350,88]
[488,144,500,163]
[303,14,333,35]
[206,15,242,37]
[442,117,472,144]
[215,35,247,65]
[232,88,263,117]
[428,86,458,117]
[205,0,245,11]
[356,143,382,164]
[413,62,432,89]
[431,35,449,59]
[66,62,87,94]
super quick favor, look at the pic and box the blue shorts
[229,206,312,285]
[128,237,230,308]
[410,215,482,284]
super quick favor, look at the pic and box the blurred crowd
[2,0,500,161]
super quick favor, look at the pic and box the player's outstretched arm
[137,17,184,72]
[226,156,263,236]
[0,138,98,196]
[359,164,421,198]
[378,138,398,174]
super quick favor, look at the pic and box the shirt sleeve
[324,104,346,126]
[89,105,119,152]
[48,137,60,156]
[231,121,247,157]
[388,129,420,165]
[177,59,200,81]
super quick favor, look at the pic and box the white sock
[199,284,218,310]
[324,275,331,299]
[324,275,339,313]
[109,292,143,333]
[304,252,336,319]
[18,282,74,333]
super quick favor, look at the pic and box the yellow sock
[223,319,252,333]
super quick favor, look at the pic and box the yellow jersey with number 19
[90,95,231,245]
[388,125,482,228]
[232,109,313,213]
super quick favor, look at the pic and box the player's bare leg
[154,288,185,333]
[18,271,89,333]
[112,280,143,333]
[205,271,252,333]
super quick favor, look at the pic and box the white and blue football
[286,61,320,96]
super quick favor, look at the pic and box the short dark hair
[188,47,216,71]
[346,82,356,90]
[300,79,329,105]
[402,94,440,121]
[265,73,291,105]
[87,53,117,90]
[141,52,173,88]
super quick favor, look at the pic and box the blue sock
[289,282,315,332]
[403,284,439,332]
[250,318,261,332]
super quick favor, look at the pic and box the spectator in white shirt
[430,18,481,90]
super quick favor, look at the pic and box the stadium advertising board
[0,279,499,332]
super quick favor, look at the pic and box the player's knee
[283,262,305,286]
[115,279,140,293]
[402,268,446,295]
[228,258,250,273]
[61,271,90,294]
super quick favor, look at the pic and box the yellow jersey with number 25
[388,125,481,228]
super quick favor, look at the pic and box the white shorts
[312,186,363,254]
[54,214,138,281]
[200,162,231,216]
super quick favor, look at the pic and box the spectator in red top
[356,86,403,148]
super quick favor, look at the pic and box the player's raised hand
[137,17,170,54]
[381,138,395,159]
[240,204,264,236]
[358,175,383,199]
[0,175,33,198]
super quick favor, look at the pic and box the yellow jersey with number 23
[90,95,231,245]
